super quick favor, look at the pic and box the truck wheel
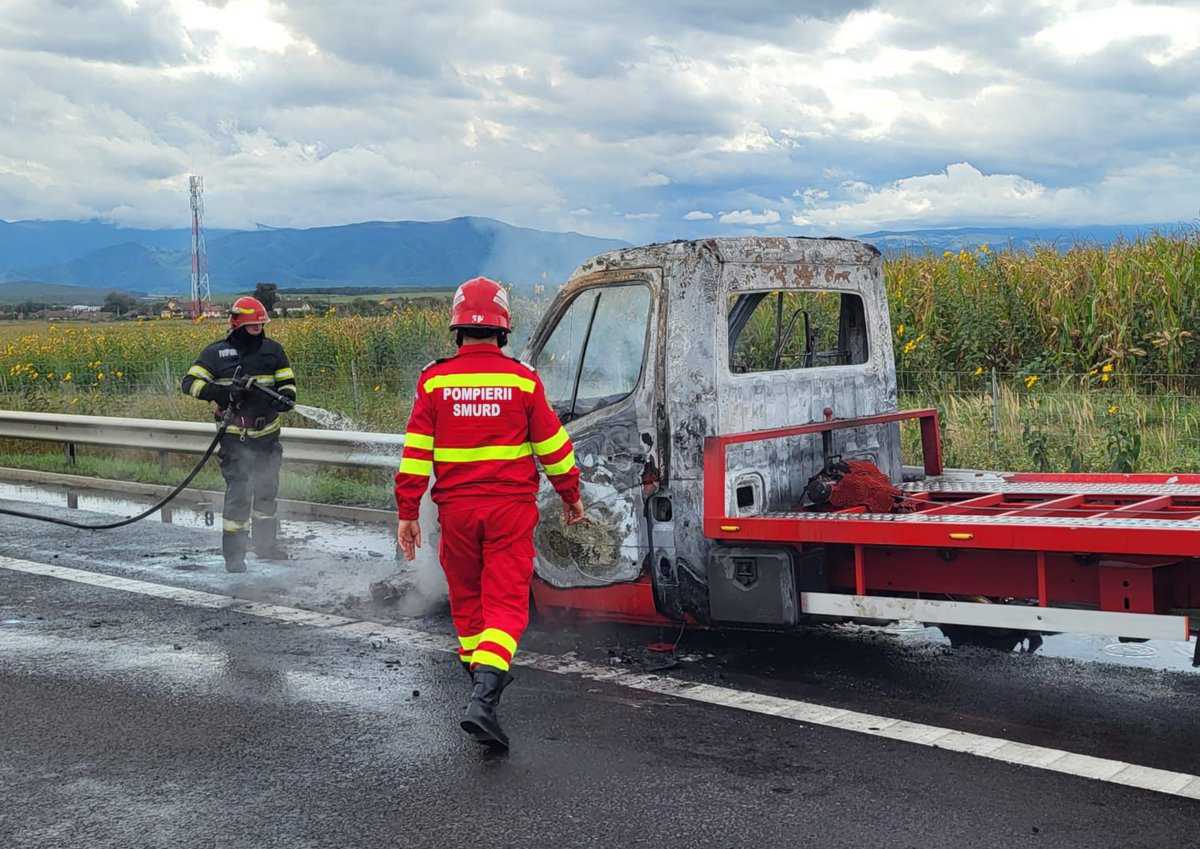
[937,624,1027,653]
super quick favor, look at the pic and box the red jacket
[394,346,581,520]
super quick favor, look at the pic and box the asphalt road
[2,495,1199,848]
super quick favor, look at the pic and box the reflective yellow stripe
[532,426,569,456]
[252,374,276,385]
[434,443,533,463]
[399,457,432,476]
[458,633,482,651]
[274,367,295,380]
[189,379,205,398]
[225,418,282,438]
[480,628,517,655]
[471,649,510,671]
[422,373,536,394]
[222,519,247,532]
[187,364,214,381]
[405,432,434,451]
[542,451,577,476]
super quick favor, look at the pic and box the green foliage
[887,232,1200,379]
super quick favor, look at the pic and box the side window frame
[726,288,871,376]
[532,281,653,422]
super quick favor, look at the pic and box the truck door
[525,276,660,588]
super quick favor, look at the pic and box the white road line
[3,554,1198,803]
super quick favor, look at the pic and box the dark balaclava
[229,326,266,354]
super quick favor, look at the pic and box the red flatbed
[703,409,1200,641]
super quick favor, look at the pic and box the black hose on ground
[0,422,228,531]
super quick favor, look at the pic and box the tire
[938,623,1028,653]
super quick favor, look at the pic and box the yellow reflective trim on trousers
[480,628,517,655]
[187,364,214,381]
[274,367,295,380]
[189,379,206,398]
[471,649,510,671]
[225,418,282,438]
[532,426,569,456]
[434,443,532,463]
[422,372,536,395]
[222,519,247,532]
[542,451,577,476]
[398,457,432,476]
[458,633,482,651]
[405,432,434,450]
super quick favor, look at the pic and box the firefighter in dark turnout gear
[180,296,297,572]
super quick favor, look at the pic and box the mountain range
[0,216,628,299]
[0,216,1186,303]
[860,223,1185,254]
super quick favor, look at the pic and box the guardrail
[0,410,404,470]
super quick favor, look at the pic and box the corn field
[1,232,1199,474]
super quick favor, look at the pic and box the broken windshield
[535,284,651,420]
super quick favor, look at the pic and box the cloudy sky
[0,0,1197,239]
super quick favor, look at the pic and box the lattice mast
[188,176,211,318]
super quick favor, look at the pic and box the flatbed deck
[702,410,1200,643]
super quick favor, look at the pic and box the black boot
[252,516,289,561]
[461,664,512,749]
[222,531,248,573]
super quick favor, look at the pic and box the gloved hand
[270,395,293,412]
[207,384,233,408]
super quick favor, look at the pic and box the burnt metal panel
[529,238,895,599]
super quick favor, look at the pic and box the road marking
[3,554,1199,802]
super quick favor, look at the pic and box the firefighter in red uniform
[394,277,584,750]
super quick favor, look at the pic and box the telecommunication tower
[188,175,211,318]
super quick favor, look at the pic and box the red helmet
[450,276,511,332]
[229,296,270,329]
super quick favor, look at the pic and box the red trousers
[437,498,539,672]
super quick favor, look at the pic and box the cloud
[790,160,1200,231]
[636,171,671,187]
[719,209,782,225]
[0,0,1195,241]
[569,207,592,216]
[796,188,829,206]
[0,0,192,66]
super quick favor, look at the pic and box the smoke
[389,492,449,617]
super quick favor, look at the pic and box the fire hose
[0,370,294,531]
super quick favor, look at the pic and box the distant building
[277,299,313,314]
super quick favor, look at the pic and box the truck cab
[523,237,898,626]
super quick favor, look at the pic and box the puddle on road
[0,481,394,557]
[859,620,1198,674]
[0,481,449,618]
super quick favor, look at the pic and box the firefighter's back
[404,346,554,507]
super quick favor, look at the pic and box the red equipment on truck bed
[703,408,1200,646]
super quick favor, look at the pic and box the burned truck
[521,237,1200,656]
